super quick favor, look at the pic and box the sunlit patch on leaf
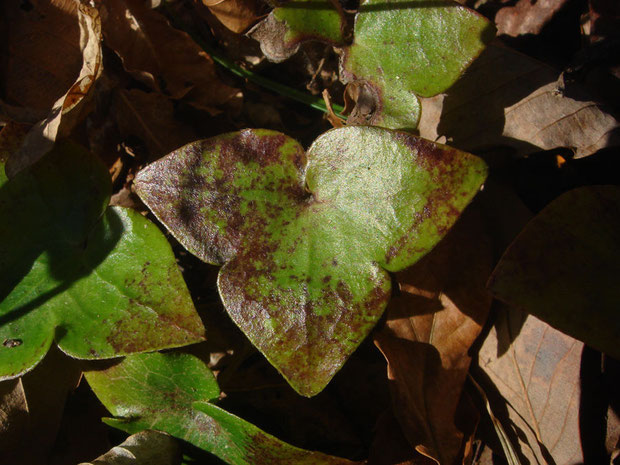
[134,126,487,396]
[340,0,494,130]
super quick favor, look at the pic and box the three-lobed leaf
[0,142,205,379]
[85,352,359,465]
[135,126,487,396]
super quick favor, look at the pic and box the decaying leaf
[100,0,237,112]
[204,0,265,34]
[418,44,620,158]
[0,123,29,185]
[113,89,198,161]
[478,304,584,464]
[0,347,81,465]
[488,186,620,360]
[374,205,493,465]
[80,430,180,465]
[134,127,487,396]
[0,0,82,117]
[249,0,346,63]
[3,0,102,177]
[339,0,493,130]
[495,0,570,37]
[85,352,361,465]
[0,142,205,380]
[367,410,422,465]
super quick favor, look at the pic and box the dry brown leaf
[418,43,620,159]
[203,0,265,34]
[0,0,82,115]
[100,0,237,112]
[0,123,30,166]
[478,305,584,464]
[3,0,102,177]
[113,89,198,161]
[368,410,431,465]
[374,205,493,465]
[0,347,81,465]
[495,0,570,37]
[80,430,180,465]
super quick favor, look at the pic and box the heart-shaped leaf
[249,0,346,62]
[0,142,205,379]
[134,126,487,396]
[340,0,494,129]
[488,186,620,359]
[85,352,360,465]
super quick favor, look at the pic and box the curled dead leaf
[2,0,102,177]
[203,0,265,34]
[101,0,237,112]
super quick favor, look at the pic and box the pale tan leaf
[100,0,237,111]
[5,0,102,177]
[479,305,584,464]
[204,0,265,34]
[80,430,180,465]
[419,43,620,159]
[374,205,493,465]
[495,0,570,37]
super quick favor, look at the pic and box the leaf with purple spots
[85,351,361,465]
[134,126,487,396]
[0,142,205,380]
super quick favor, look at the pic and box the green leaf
[250,0,346,63]
[134,126,487,396]
[0,142,204,380]
[85,352,359,465]
[340,0,494,129]
[488,186,620,360]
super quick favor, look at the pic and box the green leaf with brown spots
[340,0,494,129]
[134,126,487,396]
[0,142,204,380]
[249,0,346,62]
[488,186,620,360]
[85,352,360,465]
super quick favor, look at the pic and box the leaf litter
[1,0,620,463]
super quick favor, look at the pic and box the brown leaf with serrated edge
[3,0,102,177]
[374,205,493,465]
[478,304,584,464]
[79,430,180,465]
[113,89,198,161]
[0,347,81,465]
[100,0,237,113]
[202,0,265,34]
[418,43,620,159]
[495,0,570,37]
